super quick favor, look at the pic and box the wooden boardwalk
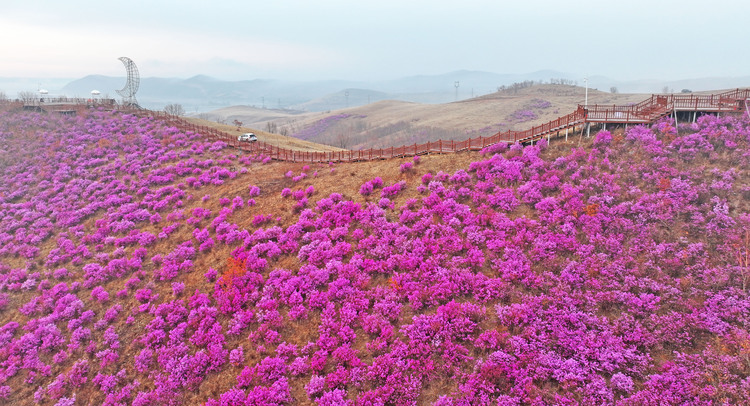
[149,88,749,163]
[500,89,750,144]
[4,89,748,163]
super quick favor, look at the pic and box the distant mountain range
[56,70,576,112]
[2,71,748,113]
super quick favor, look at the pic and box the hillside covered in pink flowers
[0,108,749,405]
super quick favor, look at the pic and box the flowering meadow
[0,108,750,405]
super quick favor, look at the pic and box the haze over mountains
[3,70,749,113]
[58,70,570,112]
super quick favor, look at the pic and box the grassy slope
[2,104,749,404]
[202,85,651,150]
[182,117,346,153]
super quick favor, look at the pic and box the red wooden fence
[8,88,748,163]
[135,88,750,163]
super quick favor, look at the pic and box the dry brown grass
[0,103,614,405]
[135,149,485,404]
[182,117,346,153]
[169,140,598,404]
[201,84,652,150]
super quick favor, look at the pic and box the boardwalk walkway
[4,89,748,163]
[152,88,748,163]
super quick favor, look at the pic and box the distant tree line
[265,121,280,134]
[497,80,537,94]
[548,78,578,86]
[164,103,185,116]
[497,78,580,94]
[18,91,38,104]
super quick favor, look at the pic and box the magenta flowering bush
[530,98,552,109]
[359,177,383,196]
[381,180,407,197]
[480,141,508,156]
[400,161,414,173]
[1,109,750,404]
[512,109,538,122]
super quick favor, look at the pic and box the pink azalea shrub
[0,109,749,404]
[399,161,413,173]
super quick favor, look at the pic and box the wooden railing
[139,110,590,163]
[133,107,523,162]
[134,88,748,163]
[9,88,748,163]
[584,89,750,125]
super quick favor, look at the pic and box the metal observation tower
[116,57,140,107]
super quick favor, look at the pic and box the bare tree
[336,132,350,149]
[662,86,672,94]
[610,86,618,94]
[283,118,299,136]
[18,91,37,104]
[233,119,243,131]
[0,90,8,102]
[164,103,185,116]
[497,80,536,94]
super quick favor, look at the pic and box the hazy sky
[1,0,747,81]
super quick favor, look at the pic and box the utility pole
[584,77,590,138]
[584,77,588,107]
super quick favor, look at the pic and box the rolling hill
[202,84,651,150]
[0,102,749,404]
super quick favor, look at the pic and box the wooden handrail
[18,88,748,163]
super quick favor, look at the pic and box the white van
[238,133,257,142]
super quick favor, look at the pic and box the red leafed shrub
[218,257,247,290]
